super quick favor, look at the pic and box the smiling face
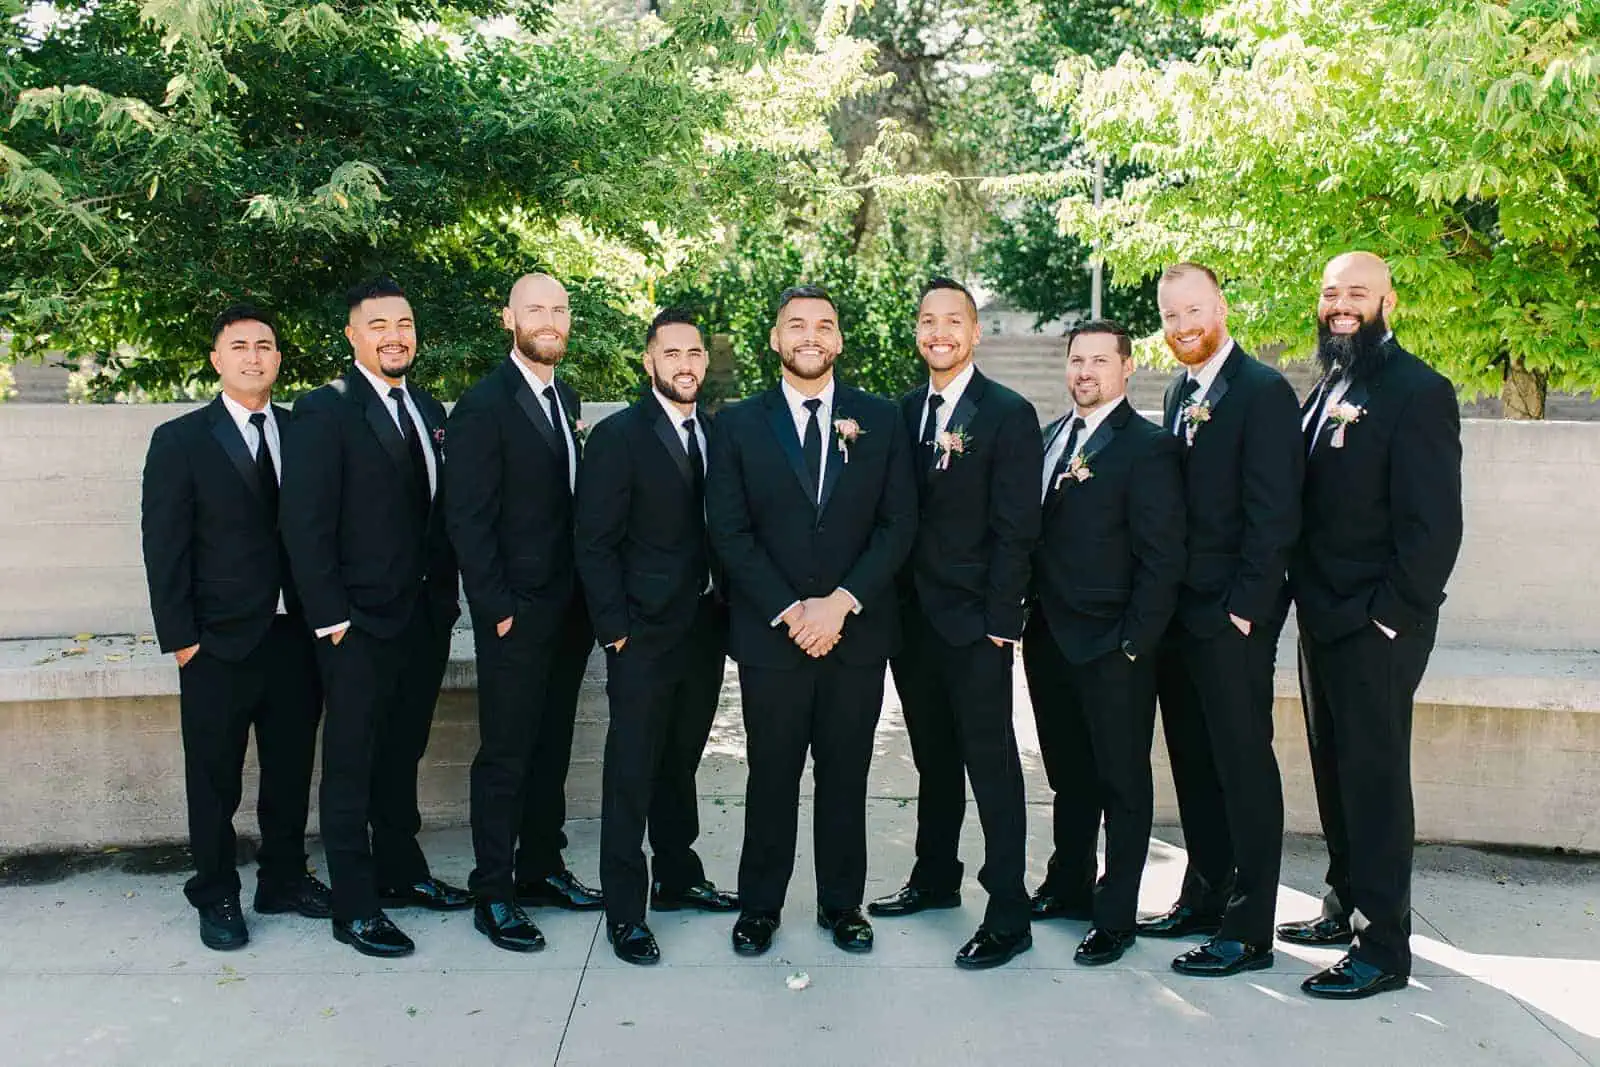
[346,294,417,383]
[210,319,280,407]
[1066,330,1132,415]
[504,273,570,367]
[916,286,980,380]
[646,322,709,406]
[1158,270,1229,368]
[1318,253,1395,339]
[770,297,841,384]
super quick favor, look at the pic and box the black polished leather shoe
[1030,889,1095,922]
[867,883,961,917]
[378,876,472,911]
[731,912,781,956]
[608,921,662,966]
[1075,927,1136,966]
[474,899,545,953]
[254,873,333,919]
[954,926,1032,970]
[651,879,738,913]
[1302,955,1408,1000]
[198,896,249,951]
[1276,915,1355,947]
[1136,903,1224,939]
[1171,937,1273,977]
[516,870,604,911]
[816,906,874,953]
[332,913,414,958]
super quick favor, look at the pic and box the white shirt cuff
[771,602,801,628]
[839,589,863,615]
[1373,619,1397,639]
[315,621,351,639]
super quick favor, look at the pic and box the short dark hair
[211,303,278,347]
[346,275,407,310]
[645,307,703,349]
[773,284,837,324]
[1066,318,1132,360]
[918,276,977,317]
[1159,261,1221,290]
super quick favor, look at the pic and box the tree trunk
[1501,356,1547,420]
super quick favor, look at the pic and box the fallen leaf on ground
[62,647,87,657]
[74,633,95,641]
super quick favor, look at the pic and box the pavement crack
[552,915,602,1066]
[1510,994,1594,1066]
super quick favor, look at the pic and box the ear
[343,323,355,348]
[768,326,780,355]
[971,319,983,348]
[501,306,515,332]
[1382,290,1398,319]
[209,350,223,377]
[642,349,656,378]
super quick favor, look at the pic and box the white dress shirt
[1043,395,1125,499]
[652,387,706,467]
[219,392,287,615]
[510,350,577,491]
[1172,338,1235,434]
[355,361,438,498]
[920,362,976,442]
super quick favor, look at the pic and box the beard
[1316,312,1390,382]
[778,344,835,382]
[1164,320,1226,367]
[654,367,701,405]
[515,324,566,366]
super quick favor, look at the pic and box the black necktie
[1173,376,1200,436]
[1048,416,1085,490]
[802,398,823,503]
[388,386,431,517]
[683,417,705,498]
[248,412,279,512]
[920,393,944,450]
[544,384,572,493]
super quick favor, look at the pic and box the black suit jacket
[280,367,459,640]
[897,370,1042,645]
[575,394,724,653]
[1160,344,1304,637]
[141,398,301,662]
[444,357,587,641]
[1291,341,1462,642]
[706,382,917,669]
[1032,401,1186,663]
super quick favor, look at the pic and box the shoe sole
[651,899,738,913]
[955,938,1033,970]
[1277,932,1355,948]
[867,900,962,918]
[1171,953,1274,977]
[473,915,546,953]
[1074,946,1130,967]
[518,897,605,911]
[254,901,332,919]
[1136,923,1223,940]
[1302,975,1408,1000]
[733,940,774,957]
[200,933,249,952]
[378,898,474,912]
[613,946,662,966]
[332,927,414,958]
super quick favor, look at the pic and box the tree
[1037,0,1600,415]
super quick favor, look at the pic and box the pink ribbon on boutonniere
[1326,402,1364,449]
[834,417,863,463]
[1052,451,1094,491]
[934,427,968,470]
[1181,401,1211,446]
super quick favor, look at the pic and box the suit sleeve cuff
[771,601,801,628]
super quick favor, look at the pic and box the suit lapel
[763,388,816,507]
[506,358,566,464]
[946,371,983,441]
[818,390,847,514]
[1200,344,1245,412]
[648,397,694,485]
[207,398,265,503]
[1162,373,1183,433]
[1076,399,1126,465]
[348,369,412,481]
[903,385,926,444]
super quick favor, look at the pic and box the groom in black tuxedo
[1279,252,1462,999]
[706,285,917,958]
[281,277,466,958]
[141,305,329,951]
[869,278,1040,970]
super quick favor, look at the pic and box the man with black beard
[445,273,601,954]
[1278,252,1462,999]
[576,308,738,966]
[1138,263,1303,979]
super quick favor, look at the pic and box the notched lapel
[207,399,264,503]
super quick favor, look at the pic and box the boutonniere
[1326,402,1363,448]
[834,417,863,463]
[1181,401,1211,446]
[934,427,969,470]
[1052,451,1095,491]
[571,418,589,446]
[432,427,445,448]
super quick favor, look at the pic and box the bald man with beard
[1278,252,1462,999]
[445,273,603,953]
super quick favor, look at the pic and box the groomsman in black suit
[1139,263,1303,978]
[281,277,467,957]
[444,273,602,953]
[1023,319,1186,966]
[1279,252,1462,999]
[868,278,1040,969]
[706,285,917,957]
[141,305,330,951]
[576,308,739,966]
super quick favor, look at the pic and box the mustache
[1316,314,1391,383]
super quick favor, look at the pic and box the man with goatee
[1138,263,1303,979]
[706,285,916,958]
[282,277,465,957]
[868,278,1040,970]
[1277,252,1462,999]
[576,308,738,966]
[444,273,603,954]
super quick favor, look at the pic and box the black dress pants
[889,612,1030,933]
[467,593,593,901]
[598,596,728,924]
[736,658,886,916]
[1300,617,1436,976]
[179,615,321,907]
[1022,612,1157,933]
[316,603,450,922]
[1156,617,1285,944]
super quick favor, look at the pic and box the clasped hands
[782,590,854,658]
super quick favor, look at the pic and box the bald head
[509,272,566,308]
[1322,252,1392,294]
[504,272,571,367]
[1317,251,1396,379]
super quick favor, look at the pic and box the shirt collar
[652,386,697,429]
[1073,394,1125,438]
[356,360,405,400]
[509,349,556,393]
[1185,338,1235,394]
[927,362,976,410]
[219,390,272,431]
[781,375,835,417]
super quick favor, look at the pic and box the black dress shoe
[816,906,874,953]
[378,876,472,911]
[516,870,604,911]
[332,913,414,958]
[608,921,662,965]
[1302,955,1408,1000]
[651,879,738,913]
[954,926,1032,970]
[1030,889,1094,922]
[254,873,333,919]
[198,896,249,951]
[1276,915,1355,947]
[867,883,961,917]
[1136,903,1224,939]
[474,900,545,953]
[1171,937,1273,977]
[731,912,781,956]
[1075,927,1136,966]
